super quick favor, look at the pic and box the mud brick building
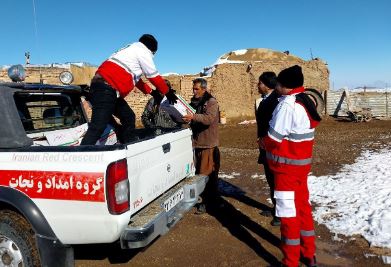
[1,48,329,122]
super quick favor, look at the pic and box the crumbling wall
[205,59,329,118]
[0,65,97,85]
[163,59,329,119]
[1,49,329,122]
[0,66,68,84]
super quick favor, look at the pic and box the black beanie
[259,71,277,89]
[277,65,304,89]
[139,34,158,53]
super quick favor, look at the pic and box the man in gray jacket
[183,78,220,214]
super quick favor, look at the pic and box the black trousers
[80,80,135,145]
[259,149,276,210]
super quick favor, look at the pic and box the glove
[165,88,178,105]
[150,90,163,105]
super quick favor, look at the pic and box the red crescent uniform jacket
[263,86,320,176]
[96,42,168,98]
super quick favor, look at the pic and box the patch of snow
[331,233,344,242]
[382,255,391,264]
[349,87,391,93]
[219,172,241,179]
[364,254,391,265]
[333,86,391,93]
[200,50,248,76]
[238,120,256,125]
[364,253,377,258]
[200,66,215,77]
[162,72,180,76]
[251,173,266,180]
[68,62,95,67]
[219,173,235,179]
[233,49,248,56]
[309,148,391,250]
[213,57,245,65]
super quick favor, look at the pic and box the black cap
[139,34,158,53]
[277,65,304,89]
[259,71,277,89]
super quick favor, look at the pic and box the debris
[344,89,373,122]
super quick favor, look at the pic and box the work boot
[211,197,226,209]
[270,217,281,226]
[301,255,317,267]
[195,203,206,215]
[260,209,273,217]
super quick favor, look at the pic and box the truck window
[14,93,84,133]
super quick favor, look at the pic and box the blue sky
[1,0,390,89]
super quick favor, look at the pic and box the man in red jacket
[81,34,177,145]
[263,65,321,267]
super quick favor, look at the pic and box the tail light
[106,158,129,214]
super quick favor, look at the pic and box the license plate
[163,188,184,212]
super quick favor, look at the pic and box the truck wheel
[305,88,325,116]
[0,210,41,267]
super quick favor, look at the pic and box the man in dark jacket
[255,71,280,226]
[183,78,220,214]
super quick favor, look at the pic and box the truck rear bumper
[120,174,208,249]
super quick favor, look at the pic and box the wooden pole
[386,84,389,118]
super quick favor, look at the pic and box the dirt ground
[75,117,391,267]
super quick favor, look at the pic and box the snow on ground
[308,148,391,251]
[251,173,266,180]
[219,172,266,180]
[238,119,257,125]
[219,171,241,179]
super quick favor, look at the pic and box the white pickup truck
[0,80,207,267]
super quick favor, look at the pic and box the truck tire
[0,210,41,267]
[305,88,325,116]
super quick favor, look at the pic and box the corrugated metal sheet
[325,90,391,118]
